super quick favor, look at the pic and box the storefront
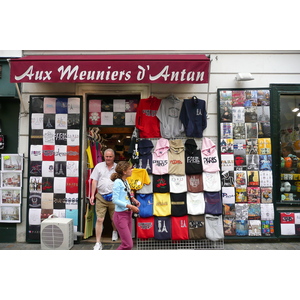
[7,51,300,248]
[0,52,21,242]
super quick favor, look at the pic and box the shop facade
[4,50,300,246]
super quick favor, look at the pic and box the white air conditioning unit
[41,217,74,250]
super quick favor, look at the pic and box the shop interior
[86,94,139,240]
[280,94,300,203]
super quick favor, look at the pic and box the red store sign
[9,54,210,84]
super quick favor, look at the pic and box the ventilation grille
[40,218,74,250]
[42,224,64,249]
[137,239,224,250]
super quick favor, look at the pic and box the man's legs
[108,201,118,241]
[94,195,107,250]
[95,216,104,244]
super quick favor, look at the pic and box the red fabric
[42,145,55,161]
[135,97,161,138]
[136,217,155,239]
[280,212,295,224]
[171,216,189,240]
[67,146,80,161]
[66,177,79,193]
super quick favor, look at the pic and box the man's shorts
[95,193,115,220]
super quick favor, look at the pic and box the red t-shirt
[135,97,161,138]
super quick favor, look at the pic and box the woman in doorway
[111,161,140,250]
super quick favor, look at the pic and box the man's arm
[89,179,98,205]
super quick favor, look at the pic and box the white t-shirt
[186,192,205,215]
[90,162,116,195]
[169,175,187,193]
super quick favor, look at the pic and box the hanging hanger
[168,94,179,101]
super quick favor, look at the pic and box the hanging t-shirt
[185,138,203,174]
[202,172,221,192]
[136,174,153,194]
[201,137,220,172]
[168,139,185,175]
[169,175,187,193]
[170,192,187,216]
[205,214,224,241]
[135,96,162,138]
[171,216,189,240]
[137,139,154,174]
[136,194,153,218]
[188,215,206,239]
[156,95,184,138]
[153,193,171,216]
[152,174,170,193]
[179,97,207,138]
[186,174,203,193]
[204,192,222,215]
[127,168,151,190]
[154,216,172,240]
[136,217,155,239]
[152,138,169,175]
[186,192,205,215]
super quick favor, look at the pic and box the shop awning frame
[9,54,210,84]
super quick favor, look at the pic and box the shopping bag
[84,203,94,239]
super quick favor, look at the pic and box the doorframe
[76,83,150,234]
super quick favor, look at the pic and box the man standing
[89,148,118,250]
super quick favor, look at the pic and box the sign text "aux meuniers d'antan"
[9,56,210,84]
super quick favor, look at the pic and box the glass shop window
[280,95,300,203]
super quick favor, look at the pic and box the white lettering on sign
[57,65,131,81]
[149,65,205,82]
[14,65,53,81]
[14,64,206,83]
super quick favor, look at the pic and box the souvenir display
[87,96,139,126]
[27,96,82,241]
[0,154,23,223]
[129,95,222,242]
[219,89,275,237]
[135,136,222,241]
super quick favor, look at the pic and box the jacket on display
[156,94,184,138]
[184,138,203,174]
[201,137,220,172]
[179,97,207,138]
[138,139,154,174]
[152,138,169,175]
[135,96,162,138]
[168,139,185,175]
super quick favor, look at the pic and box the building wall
[16,50,300,241]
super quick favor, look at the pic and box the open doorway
[86,94,140,240]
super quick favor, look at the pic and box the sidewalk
[1,239,300,250]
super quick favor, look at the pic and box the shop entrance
[86,94,140,241]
